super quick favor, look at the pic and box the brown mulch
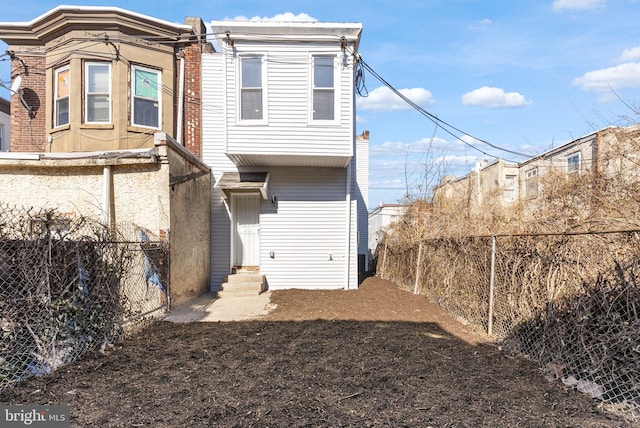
[0,277,633,427]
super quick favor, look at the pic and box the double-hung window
[54,66,70,127]
[566,152,580,174]
[132,65,161,129]
[311,55,335,121]
[240,56,264,121]
[85,62,111,123]
[0,124,4,151]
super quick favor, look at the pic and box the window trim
[237,54,267,125]
[54,65,70,128]
[0,124,4,151]
[84,61,112,125]
[131,64,162,130]
[309,54,339,125]
[566,152,581,174]
[504,174,517,202]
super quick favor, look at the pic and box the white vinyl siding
[259,167,348,289]
[223,45,353,159]
[355,137,369,267]
[84,62,111,124]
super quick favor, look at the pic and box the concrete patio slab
[164,291,276,322]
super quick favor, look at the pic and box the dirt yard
[0,277,633,427]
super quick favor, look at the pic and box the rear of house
[202,20,367,290]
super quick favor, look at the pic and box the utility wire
[355,54,533,161]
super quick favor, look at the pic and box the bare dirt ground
[0,277,633,427]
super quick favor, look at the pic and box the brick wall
[11,55,47,152]
[182,17,208,160]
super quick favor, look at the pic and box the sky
[2,0,640,209]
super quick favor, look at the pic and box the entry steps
[219,271,266,296]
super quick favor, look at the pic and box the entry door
[232,194,260,267]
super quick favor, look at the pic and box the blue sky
[2,1,640,208]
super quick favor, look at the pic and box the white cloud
[357,86,433,111]
[226,12,318,22]
[370,136,450,155]
[572,62,640,91]
[468,18,493,31]
[618,46,640,62]
[461,86,531,108]
[552,0,607,11]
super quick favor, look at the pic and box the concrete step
[220,273,266,294]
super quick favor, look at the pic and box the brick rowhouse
[10,55,47,152]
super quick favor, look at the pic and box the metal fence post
[488,235,496,336]
[380,242,388,279]
[414,241,423,294]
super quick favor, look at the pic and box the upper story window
[566,152,580,174]
[525,168,538,199]
[132,65,161,129]
[311,55,336,122]
[0,124,4,151]
[85,62,111,124]
[240,56,265,121]
[54,66,70,127]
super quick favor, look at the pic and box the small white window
[504,175,517,202]
[567,152,580,174]
[312,56,335,121]
[239,56,264,121]
[0,124,4,151]
[85,62,111,123]
[54,66,70,127]
[131,65,161,129]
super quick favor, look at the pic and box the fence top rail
[383,227,640,248]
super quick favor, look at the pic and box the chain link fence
[378,230,640,418]
[0,205,169,392]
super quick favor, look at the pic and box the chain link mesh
[0,205,169,392]
[379,231,640,418]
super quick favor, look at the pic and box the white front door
[232,194,260,267]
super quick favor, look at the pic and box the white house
[368,203,407,258]
[202,20,367,290]
[0,98,9,151]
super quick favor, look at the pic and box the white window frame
[84,62,112,124]
[0,124,4,151]
[54,65,70,128]
[131,65,162,129]
[309,54,339,125]
[237,55,267,124]
[566,152,581,174]
[504,174,517,202]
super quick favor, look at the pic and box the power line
[354,54,533,161]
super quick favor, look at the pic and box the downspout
[103,166,112,228]
[344,161,353,289]
[176,50,185,145]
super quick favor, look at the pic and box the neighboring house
[368,203,407,258]
[432,125,640,220]
[433,159,520,214]
[0,98,8,151]
[0,6,212,306]
[203,20,367,290]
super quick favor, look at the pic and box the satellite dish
[10,75,21,93]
